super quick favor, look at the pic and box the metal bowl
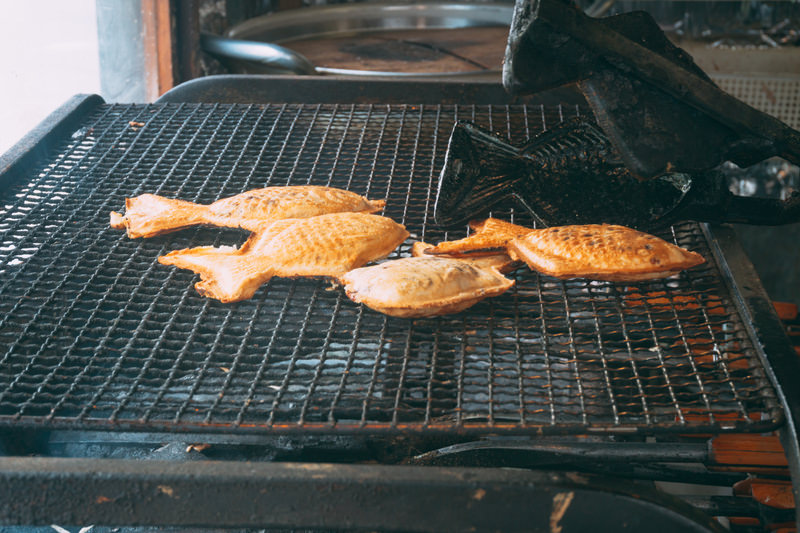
[201,2,514,77]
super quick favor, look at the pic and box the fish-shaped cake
[159,213,408,303]
[426,219,705,282]
[341,242,515,318]
[110,186,385,239]
[507,224,705,281]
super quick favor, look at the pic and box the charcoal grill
[0,77,798,531]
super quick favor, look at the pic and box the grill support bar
[703,223,800,527]
[0,457,723,531]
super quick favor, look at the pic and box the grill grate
[0,102,782,435]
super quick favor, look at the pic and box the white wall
[0,0,101,154]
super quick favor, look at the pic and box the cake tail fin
[159,246,271,303]
[111,194,209,238]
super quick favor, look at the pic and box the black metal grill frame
[0,94,785,438]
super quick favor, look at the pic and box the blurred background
[1,1,100,153]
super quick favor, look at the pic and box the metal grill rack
[0,100,783,437]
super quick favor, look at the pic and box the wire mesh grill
[0,101,782,435]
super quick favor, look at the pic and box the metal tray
[0,91,786,437]
[208,2,513,77]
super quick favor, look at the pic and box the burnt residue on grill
[0,102,782,438]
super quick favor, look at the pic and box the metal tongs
[434,0,800,229]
